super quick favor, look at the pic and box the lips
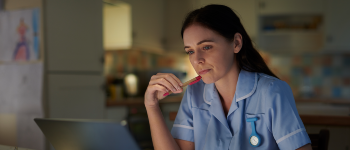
[198,69,211,75]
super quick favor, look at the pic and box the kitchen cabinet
[44,0,105,119]
[163,0,193,52]
[45,0,103,72]
[48,74,105,119]
[120,0,165,53]
[323,0,350,52]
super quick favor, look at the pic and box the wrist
[145,100,160,109]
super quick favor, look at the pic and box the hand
[144,73,183,107]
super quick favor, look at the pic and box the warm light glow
[124,74,138,96]
[184,55,197,82]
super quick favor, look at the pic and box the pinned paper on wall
[0,62,44,150]
[0,8,40,62]
[17,113,44,150]
[0,62,43,114]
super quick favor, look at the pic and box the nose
[192,50,205,65]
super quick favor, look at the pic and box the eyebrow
[184,39,214,50]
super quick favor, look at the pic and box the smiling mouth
[199,69,211,75]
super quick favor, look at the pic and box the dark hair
[181,4,279,79]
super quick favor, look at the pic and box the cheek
[222,50,235,64]
[189,58,195,67]
[214,53,235,74]
[214,51,234,67]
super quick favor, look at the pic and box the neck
[215,61,240,104]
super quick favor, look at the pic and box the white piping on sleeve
[276,128,306,144]
[173,124,194,130]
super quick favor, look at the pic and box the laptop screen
[34,118,141,150]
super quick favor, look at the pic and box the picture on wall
[0,8,40,62]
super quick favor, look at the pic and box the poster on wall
[0,8,40,62]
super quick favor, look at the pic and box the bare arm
[144,73,195,150]
[296,144,312,150]
[146,105,181,150]
[175,139,195,150]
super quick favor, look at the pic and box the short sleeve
[264,80,311,150]
[170,86,194,142]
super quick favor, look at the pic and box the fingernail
[163,92,169,96]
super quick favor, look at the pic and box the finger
[146,84,168,101]
[150,73,168,80]
[151,84,169,93]
[149,77,178,93]
[163,74,182,91]
[150,74,182,91]
[168,74,183,87]
[151,84,171,99]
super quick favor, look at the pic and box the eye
[186,51,194,55]
[203,45,212,50]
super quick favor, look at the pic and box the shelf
[106,95,183,106]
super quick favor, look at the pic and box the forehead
[183,24,220,45]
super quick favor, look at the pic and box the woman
[144,4,312,150]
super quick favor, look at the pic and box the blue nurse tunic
[171,69,311,150]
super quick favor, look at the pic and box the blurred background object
[0,0,350,150]
[0,0,4,11]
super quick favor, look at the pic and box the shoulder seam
[263,79,274,133]
[236,72,258,102]
[259,73,279,81]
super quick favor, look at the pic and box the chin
[201,76,216,84]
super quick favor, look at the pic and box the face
[183,24,242,84]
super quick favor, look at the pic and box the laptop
[34,118,141,150]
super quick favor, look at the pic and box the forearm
[146,105,181,150]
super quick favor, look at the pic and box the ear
[233,33,243,53]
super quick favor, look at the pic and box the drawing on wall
[13,19,30,60]
[0,8,40,62]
